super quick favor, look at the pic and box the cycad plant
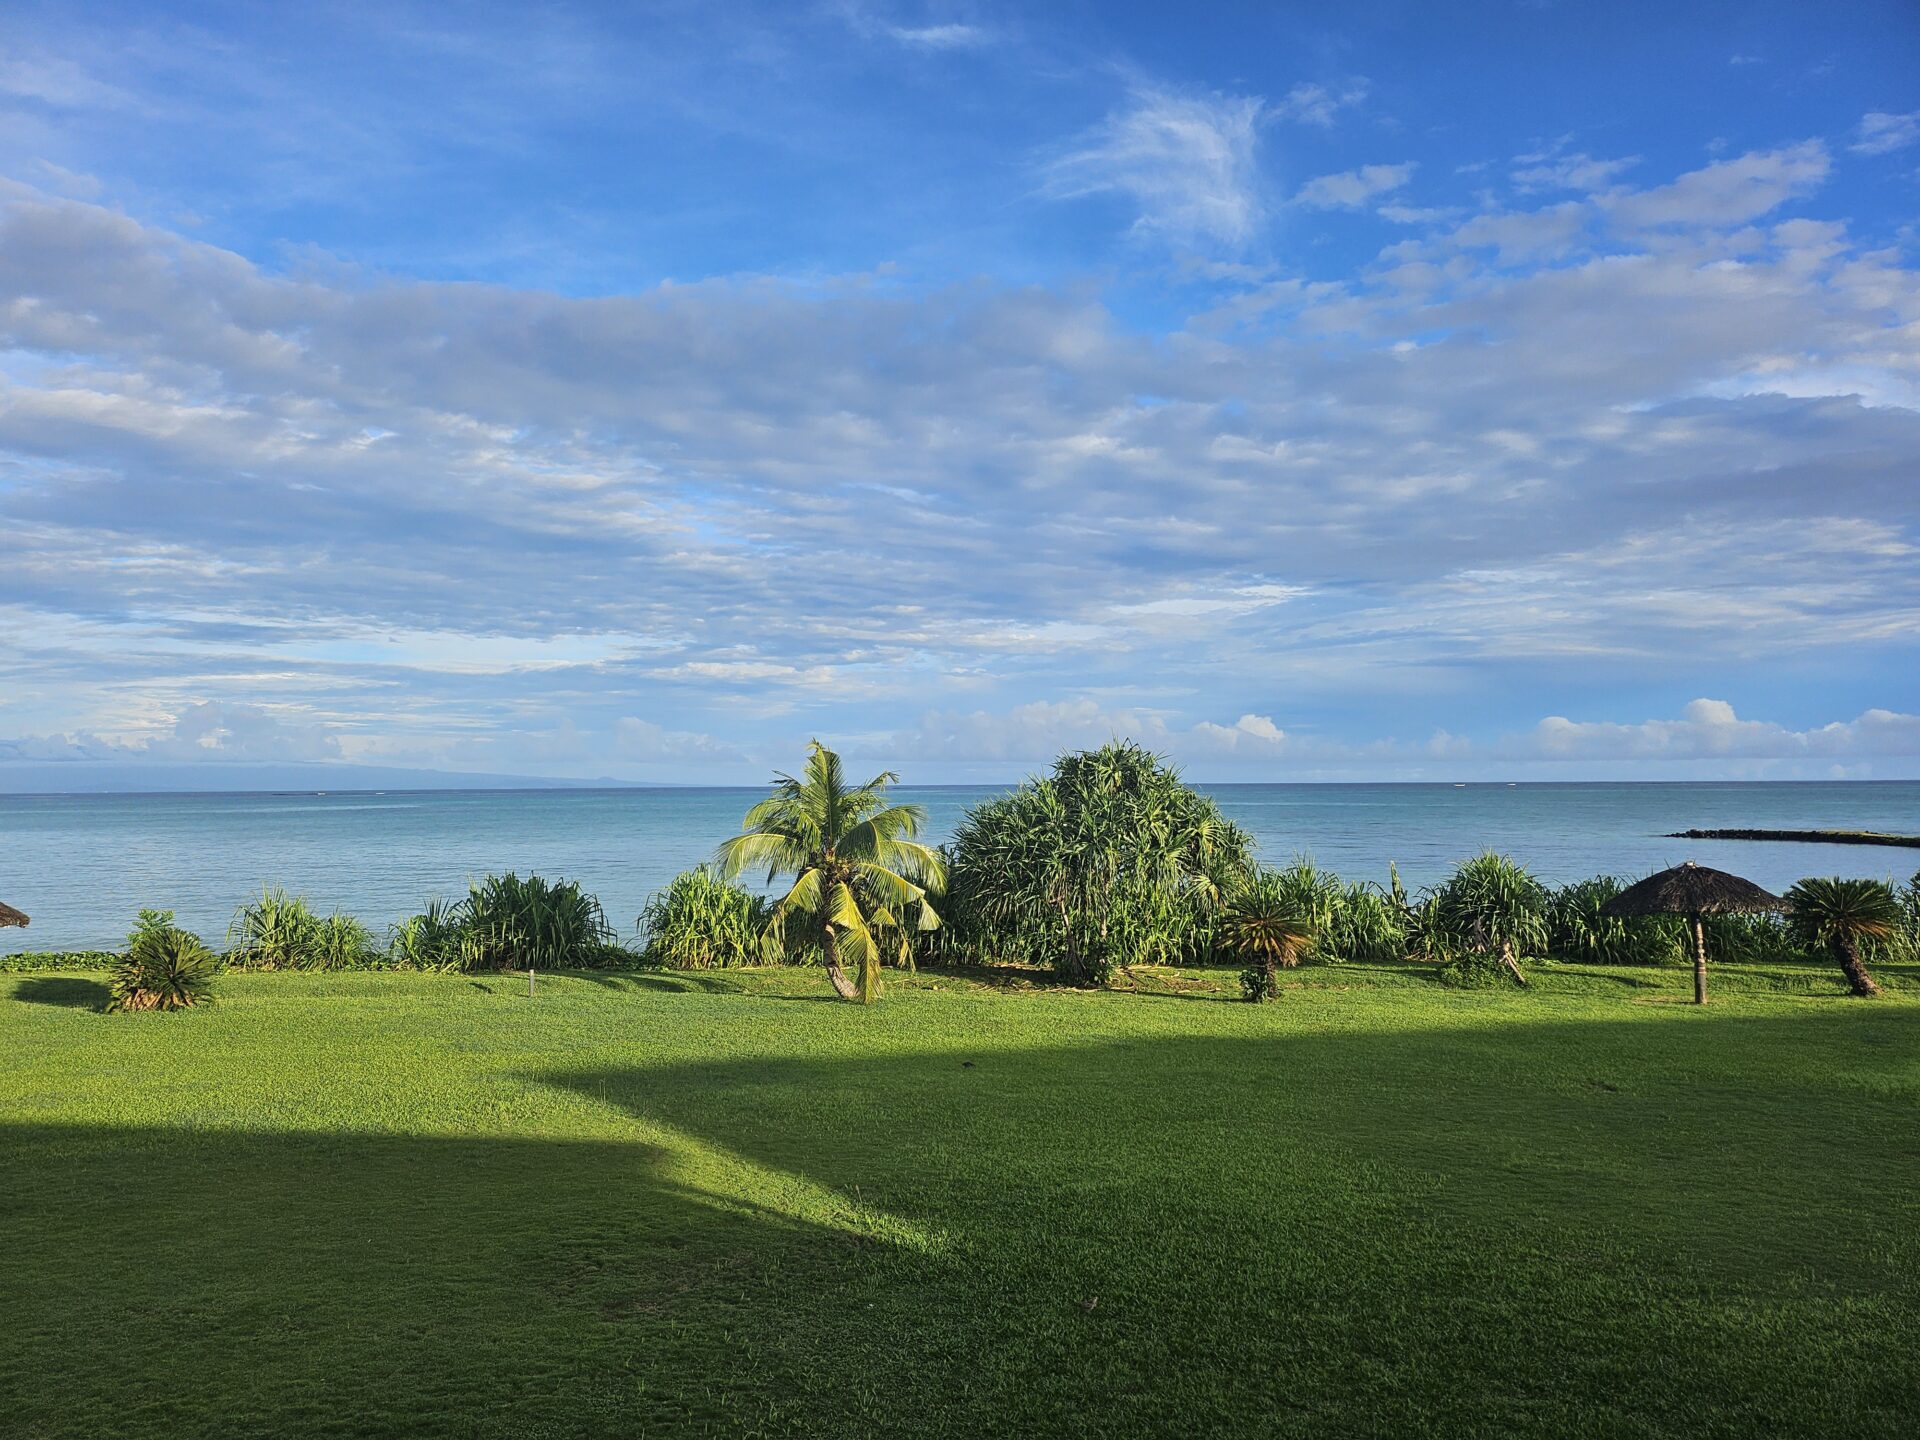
[1218,870,1318,1002]
[108,909,219,1012]
[1786,877,1900,998]
[717,741,944,1004]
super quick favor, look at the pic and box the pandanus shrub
[461,873,623,972]
[945,741,1249,986]
[226,888,382,970]
[387,900,473,972]
[226,887,321,969]
[639,866,771,969]
[1786,877,1901,998]
[108,909,219,1012]
[1548,877,1679,966]
[1322,879,1405,965]
[1431,852,1548,987]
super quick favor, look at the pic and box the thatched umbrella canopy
[0,901,28,929]
[1603,861,1784,1005]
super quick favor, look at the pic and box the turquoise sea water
[3,782,1917,953]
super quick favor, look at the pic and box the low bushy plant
[1322,879,1405,965]
[387,900,473,972]
[226,887,323,969]
[462,872,627,972]
[227,888,382,970]
[107,909,219,1012]
[639,867,770,969]
[1436,949,1514,989]
[1547,877,1679,966]
[1239,964,1281,1003]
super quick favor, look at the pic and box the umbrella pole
[1691,914,1707,1006]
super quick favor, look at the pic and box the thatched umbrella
[1602,861,1784,1005]
[0,901,27,929]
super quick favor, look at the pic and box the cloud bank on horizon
[1,1,1917,784]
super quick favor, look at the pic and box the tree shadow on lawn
[533,1005,1920,1437]
[9,975,111,1009]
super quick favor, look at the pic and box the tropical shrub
[1430,852,1548,986]
[107,909,219,1012]
[227,888,381,970]
[387,900,474,972]
[1322,879,1405,965]
[639,866,771,969]
[226,887,323,969]
[945,741,1251,986]
[1240,964,1281,1002]
[1786,877,1900,998]
[717,742,944,1003]
[461,872,628,972]
[1547,877,1679,966]
[1697,909,1801,967]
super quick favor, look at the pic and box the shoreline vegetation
[7,742,1917,1005]
[1666,826,1920,848]
[7,742,1918,1436]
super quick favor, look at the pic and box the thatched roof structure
[0,901,28,928]
[1603,862,1784,919]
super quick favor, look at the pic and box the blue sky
[1,0,1918,783]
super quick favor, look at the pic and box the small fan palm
[717,741,944,1004]
[1786,877,1899,998]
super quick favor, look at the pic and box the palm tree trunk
[1835,937,1881,998]
[1691,914,1708,1005]
[820,927,860,1002]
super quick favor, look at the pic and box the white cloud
[1531,700,1920,762]
[1852,110,1920,156]
[1,151,1916,778]
[614,717,745,763]
[1293,162,1416,211]
[1610,141,1828,227]
[1511,149,1638,193]
[1045,86,1267,248]
[1273,79,1369,128]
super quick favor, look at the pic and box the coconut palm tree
[717,741,944,1004]
[1785,877,1900,998]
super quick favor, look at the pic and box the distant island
[1667,827,1920,849]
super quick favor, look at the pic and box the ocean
[3,781,1916,954]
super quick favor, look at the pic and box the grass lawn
[4,958,1917,1438]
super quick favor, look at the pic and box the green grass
[4,959,1917,1438]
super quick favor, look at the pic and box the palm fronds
[715,740,944,1003]
[108,909,219,1012]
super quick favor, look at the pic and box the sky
[1,0,1918,786]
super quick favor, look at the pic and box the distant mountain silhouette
[0,760,656,795]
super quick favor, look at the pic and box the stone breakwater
[1666,828,1920,849]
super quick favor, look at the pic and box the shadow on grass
[10,975,111,1009]
[6,1006,1917,1439]
[530,1006,1920,1435]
